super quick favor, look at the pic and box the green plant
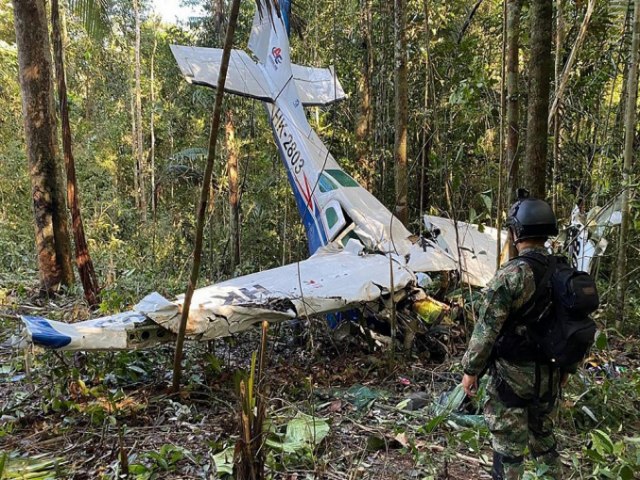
[581,429,639,479]
[128,444,192,479]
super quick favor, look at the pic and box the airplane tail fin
[171,1,346,106]
[248,1,294,98]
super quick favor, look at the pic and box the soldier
[460,194,571,480]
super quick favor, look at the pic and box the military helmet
[506,190,558,241]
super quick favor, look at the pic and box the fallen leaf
[329,399,343,412]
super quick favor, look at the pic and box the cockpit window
[318,172,338,192]
[325,207,339,229]
[326,169,359,187]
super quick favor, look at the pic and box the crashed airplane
[19,1,610,352]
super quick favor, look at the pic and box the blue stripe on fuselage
[282,165,327,253]
[22,316,72,349]
[267,107,327,254]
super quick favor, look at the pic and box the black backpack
[496,252,599,370]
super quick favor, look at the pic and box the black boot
[491,451,505,480]
[492,451,524,480]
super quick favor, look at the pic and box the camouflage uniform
[461,246,561,480]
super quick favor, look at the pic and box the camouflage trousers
[484,380,561,480]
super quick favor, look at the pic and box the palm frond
[68,0,112,40]
[255,0,280,21]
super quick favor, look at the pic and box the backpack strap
[503,252,556,330]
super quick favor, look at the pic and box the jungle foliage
[0,0,639,478]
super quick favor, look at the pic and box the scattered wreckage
[18,2,620,354]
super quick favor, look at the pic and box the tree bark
[551,0,565,212]
[506,0,521,202]
[134,0,146,222]
[394,0,409,225]
[13,0,74,293]
[524,0,553,199]
[419,0,433,213]
[356,0,374,191]
[172,0,242,392]
[616,0,640,328]
[213,0,226,45]
[548,0,596,124]
[151,22,157,216]
[51,0,100,306]
[226,110,241,272]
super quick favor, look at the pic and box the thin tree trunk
[548,0,596,124]
[151,24,157,216]
[134,0,146,222]
[172,0,242,393]
[506,0,521,202]
[457,0,485,44]
[552,0,565,212]
[213,0,226,45]
[497,0,507,267]
[226,110,241,272]
[131,92,139,209]
[394,0,408,225]
[419,0,432,213]
[51,0,100,306]
[13,0,74,293]
[616,0,640,328]
[356,0,374,191]
[524,0,553,199]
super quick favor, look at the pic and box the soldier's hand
[462,374,478,397]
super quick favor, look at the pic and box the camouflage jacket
[461,246,560,399]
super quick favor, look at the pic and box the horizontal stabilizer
[291,64,345,106]
[170,45,274,102]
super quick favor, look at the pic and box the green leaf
[591,429,615,456]
[212,447,234,475]
[595,331,608,350]
[68,0,112,40]
[618,465,635,480]
[265,414,330,453]
[127,365,147,375]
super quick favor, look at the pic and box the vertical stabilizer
[248,1,293,99]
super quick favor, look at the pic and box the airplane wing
[19,248,415,351]
[423,215,506,287]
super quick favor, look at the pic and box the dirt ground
[0,304,499,479]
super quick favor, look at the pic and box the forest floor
[1,288,639,479]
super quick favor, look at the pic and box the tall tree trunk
[548,0,596,124]
[13,0,74,293]
[51,0,100,306]
[506,0,521,202]
[173,0,242,392]
[616,0,640,328]
[394,0,408,225]
[356,0,374,191]
[226,110,241,272]
[150,24,157,216]
[418,0,433,214]
[524,0,553,199]
[497,0,507,265]
[552,0,565,211]
[134,0,146,222]
[131,93,139,209]
[213,0,226,45]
